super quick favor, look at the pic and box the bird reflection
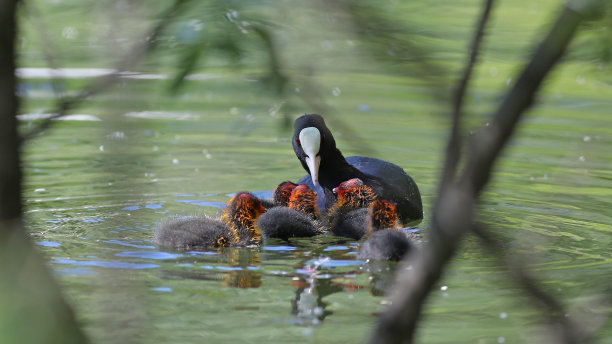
[221,248,262,288]
[158,247,262,289]
[290,265,342,325]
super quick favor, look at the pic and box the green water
[17,0,612,343]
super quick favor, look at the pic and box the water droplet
[62,27,78,40]
[172,159,179,164]
[579,156,585,162]
[583,136,591,142]
[99,145,104,151]
[576,76,586,85]
[153,146,159,152]
[440,285,448,291]
[505,78,512,86]
[332,87,341,96]
[497,336,506,343]
[106,131,125,140]
[499,312,507,319]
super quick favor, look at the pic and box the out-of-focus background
[10,0,612,343]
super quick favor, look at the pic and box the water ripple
[51,258,159,269]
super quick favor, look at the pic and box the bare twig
[460,5,584,194]
[472,225,582,344]
[22,2,65,99]
[20,0,191,142]
[440,0,494,190]
[369,3,592,343]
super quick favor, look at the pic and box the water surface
[19,0,612,343]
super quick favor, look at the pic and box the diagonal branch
[20,0,191,142]
[369,3,595,344]
[22,2,66,99]
[472,225,582,344]
[460,4,585,194]
[440,0,494,190]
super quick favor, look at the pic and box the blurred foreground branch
[369,1,602,343]
[441,0,494,190]
[20,0,191,142]
[472,225,607,344]
[1,0,87,342]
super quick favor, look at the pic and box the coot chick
[260,181,297,209]
[155,192,266,248]
[326,178,377,240]
[258,184,321,240]
[273,181,298,206]
[359,230,411,261]
[359,199,411,261]
[292,114,422,223]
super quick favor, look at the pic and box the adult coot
[292,114,422,223]
[155,192,266,248]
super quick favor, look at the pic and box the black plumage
[292,114,422,223]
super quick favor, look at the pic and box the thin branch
[461,5,584,194]
[22,2,65,99]
[369,3,592,343]
[472,225,582,344]
[20,0,191,142]
[440,0,494,190]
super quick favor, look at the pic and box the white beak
[299,127,321,187]
[305,154,321,187]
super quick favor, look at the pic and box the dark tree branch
[0,0,22,222]
[460,5,585,194]
[369,3,595,343]
[1,1,89,342]
[440,0,494,190]
[20,0,191,142]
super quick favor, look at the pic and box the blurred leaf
[169,41,207,94]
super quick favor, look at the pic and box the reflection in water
[289,250,404,326]
[221,248,262,288]
[291,257,343,325]
[158,247,263,288]
[363,260,399,297]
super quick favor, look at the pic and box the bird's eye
[296,138,301,146]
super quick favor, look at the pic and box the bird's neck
[319,148,367,190]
